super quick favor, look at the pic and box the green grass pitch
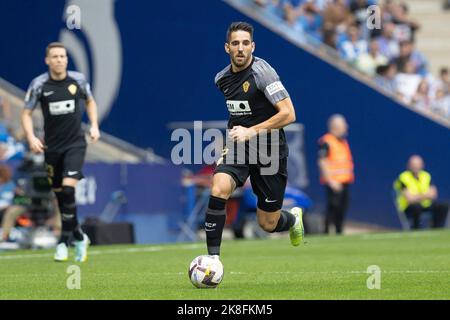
[0,229,449,299]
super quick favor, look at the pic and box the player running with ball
[206,22,304,258]
[22,42,100,262]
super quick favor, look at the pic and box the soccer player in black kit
[22,42,100,262]
[206,22,304,258]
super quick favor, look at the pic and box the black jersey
[24,71,93,152]
[215,56,290,159]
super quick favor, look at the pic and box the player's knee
[211,185,231,199]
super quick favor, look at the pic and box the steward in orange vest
[318,114,354,234]
[318,133,354,185]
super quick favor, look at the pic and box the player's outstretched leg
[54,185,89,262]
[54,188,69,262]
[258,207,304,246]
[204,195,227,258]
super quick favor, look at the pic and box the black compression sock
[73,226,84,241]
[205,196,227,256]
[59,232,71,245]
[269,209,296,233]
[56,186,81,244]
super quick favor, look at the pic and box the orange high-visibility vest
[319,133,354,184]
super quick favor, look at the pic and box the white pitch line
[0,243,204,260]
[229,270,450,275]
[359,232,440,240]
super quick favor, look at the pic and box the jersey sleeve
[24,79,42,110]
[253,59,289,106]
[214,65,230,90]
[69,71,93,100]
[83,81,93,100]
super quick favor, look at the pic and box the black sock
[269,210,296,233]
[55,186,81,244]
[205,196,227,256]
[73,225,84,241]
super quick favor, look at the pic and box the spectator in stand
[432,88,450,118]
[411,79,432,111]
[282,0,306,26]
[349,0,377,40]
[251,0,447,122]
[0,127,26,162]
[0,95,12,126]
[394,60,422,104]
[0,164,15,217]
[393,40,428,76]
[254,0,284,16]
[297,2,324,41]
[375,21,400,60]
[322,0,354,40]
[355,38,388,76]
[323,28,338,49]
[338,23,367,62]
[386,1,420,42]
[437,67,450,94]
[349,0,376,25]
[375,63,398,94]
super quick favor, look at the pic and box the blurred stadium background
[0,0,449,249]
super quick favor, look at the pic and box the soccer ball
[188,255,224,288]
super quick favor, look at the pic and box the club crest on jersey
[243,81,250,93]
[68,84,77,95]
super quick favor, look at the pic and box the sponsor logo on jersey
[49,99,76,115]
[265,81,285,96]
[43,91,55,97]
[226,100,252,115]
[242,81,250,93]
[68,84,77,95]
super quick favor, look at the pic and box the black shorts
[215,157,287,212]
[44,146,86,188]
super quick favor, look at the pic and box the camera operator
[1,154,61,244]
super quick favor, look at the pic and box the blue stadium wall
[1,0,449,229]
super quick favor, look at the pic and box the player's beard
[231,53,251,69]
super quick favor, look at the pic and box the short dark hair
[226,22,254,43]
[46,42,66,56]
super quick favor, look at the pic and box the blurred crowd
[253,0,450,119]
[0,95,26,162]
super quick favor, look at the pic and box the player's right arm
[21,109,44,153]
[22,77,45,153]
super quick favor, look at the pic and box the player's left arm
[85,97,100,143]
[230,97,295,142]
[252,97,296,131]
[78,72,101,143]
[230,61,296,142]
